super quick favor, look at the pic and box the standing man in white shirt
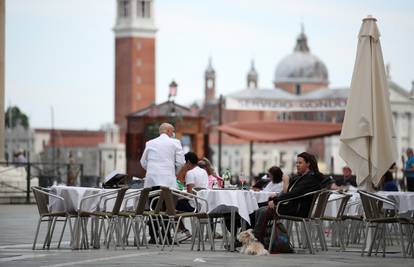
[140,122,185,189]
[140,122,185,244]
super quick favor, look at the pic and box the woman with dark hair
[262,166,289,193]
[252,152,324,243]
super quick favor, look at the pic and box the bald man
[140,123,185,188]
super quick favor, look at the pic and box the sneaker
[176,230,192,242]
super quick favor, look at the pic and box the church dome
[274,28,328,84]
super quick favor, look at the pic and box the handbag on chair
[261,208,294,254]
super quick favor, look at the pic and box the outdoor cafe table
[49,186,103,213]
[377,191,414,216]
[48,186,137,249]
[196,189,273,251]
[325,190,414,218]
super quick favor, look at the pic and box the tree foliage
[5,106,29,129]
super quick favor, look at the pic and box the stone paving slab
[0,205,412,266]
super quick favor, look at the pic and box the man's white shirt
[140,133,185,188]
[185,166,209,189]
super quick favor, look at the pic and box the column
[0,0,5,161]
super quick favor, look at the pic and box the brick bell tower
[114,0,157,129]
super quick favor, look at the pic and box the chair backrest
[160,186,177,216]
[32,186,50,216]
[336,194,352,219]
[299,190,323,219]
[312,190,331,219]
[358,190,388,220]
[135,187,151,215]
[111,187,129,215]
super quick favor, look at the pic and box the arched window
[120,0,129,17]
[137,0,151,18]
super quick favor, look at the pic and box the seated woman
[252,152,324,243]
[262,166,289,193]
[198,158,224,189]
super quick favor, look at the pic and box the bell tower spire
[204,57,216,103]
[247,59,258,89]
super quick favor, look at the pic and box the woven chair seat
[43,212,67,217]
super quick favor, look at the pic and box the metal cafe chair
[358,190,408,257]
[31,186,73,250]
[157,186,212,251]
[319,191,352,250]
[74,187,128,249]
[120,187,162,249]
[270,189,327,254]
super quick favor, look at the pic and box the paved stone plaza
[0,205,412,266]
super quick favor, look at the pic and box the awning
[217,120,342,142]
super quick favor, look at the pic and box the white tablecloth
[251,191,275,203]
[196,189,270,224]
[377,191,414,214]
[325,190,414,218]
[49,186,103,212]
[49,186,137,213]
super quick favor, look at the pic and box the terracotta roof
[216,120,342,143]
[209,132,247,145]
[35,128,105,147]
[128,101,199,118]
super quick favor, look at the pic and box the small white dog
[238,229,269,256]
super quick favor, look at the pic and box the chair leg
[170,217,181,252]
[141,217,149,248]
[58,217,68,248]
[368,224,379,256]
[205,219,215,251]
[302,220,314,254]
[382,224,386,258]
[220,218,229,249]
[337,221,346,251]
[399,223,407,258]
[131,218,140,250]
[123,217,133,246]
[268,221,276,251]
[117,217,124,250]
[361,222,370,256]
[319,221,327,251]
[157,216,167,246]
[148,216,159,247]
[68,217,73,247]
[191,219,199,251]
[295,222,302,248]
[161,219,172,251]
[106,218,116,249]
[200,222,206,251]
[47,217,58,248]
[32,218,42,250]
[43,218,53,249]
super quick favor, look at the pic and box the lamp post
[168,80,178,129]
[168,80,177,102]
[218,94,223,175]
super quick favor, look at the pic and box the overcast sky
[6,0,414,130]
